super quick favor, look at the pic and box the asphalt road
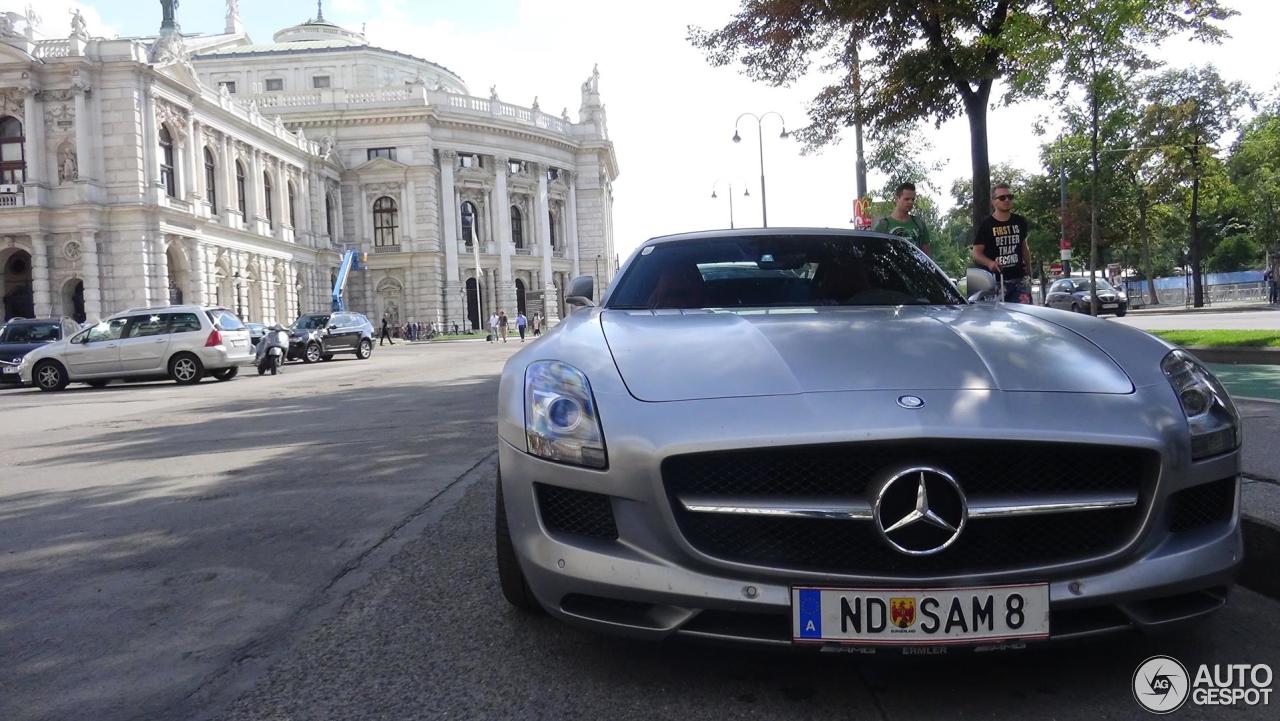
[3,338,1278,721]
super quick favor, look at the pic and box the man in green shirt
[872,182,931,257]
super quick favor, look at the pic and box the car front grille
[1168,477,1236,533]
[663,441,1157,577]
[536,483,618,540]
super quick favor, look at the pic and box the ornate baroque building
[0,1,618,329]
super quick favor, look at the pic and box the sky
[5,0,1279,263]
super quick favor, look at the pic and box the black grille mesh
[664,441,1155,576]
[1169,477,1236,533]
[536,484,618,540]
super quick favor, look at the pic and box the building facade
[0,2,618,330]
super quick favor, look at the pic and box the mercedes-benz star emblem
[874,467,968,555]
[897,395,925,409]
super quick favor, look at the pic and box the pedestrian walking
[379,317,395,346]
[497,310,509,343]
[971,182,1032,304]
[488,312,499,342]
[872,182,931,257]
[1266,267,1277,304]
[515,312,528,341]
[532,312,542,337]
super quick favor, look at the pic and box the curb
[1185,346,1280,365]
[1241,515,1280,601]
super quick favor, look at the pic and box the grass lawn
[1150,330,1280,349]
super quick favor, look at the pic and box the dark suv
[0,317,83,385]
[288,312,375,363]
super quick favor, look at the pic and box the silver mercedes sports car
[495,229,1242,651]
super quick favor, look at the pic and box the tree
[690,1,1040,229]
[1014,0,1235,313]
[1141,66,1254,306]
[1229,113,1280,278]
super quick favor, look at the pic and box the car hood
[599,305,1133,402]
[0,342,50,363]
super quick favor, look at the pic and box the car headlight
[525,360,607,469]
[1161,349,1241,460]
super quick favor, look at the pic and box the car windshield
[0,323,60,344]
[292,315,330,330]
[1071,278,1115,292]
[607,234,966,309]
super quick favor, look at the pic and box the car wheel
[34,361,69,392]
[86,379,111,388]
[1071,303,1082,314]
[1115,307,1127,317]
[356,339,373,360]
[321,353,335,362]
[169,353,205,385]
[495,473,541,613]
[303,342,322,364]
[212,367,238,381]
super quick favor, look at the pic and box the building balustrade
[0,192,25,208]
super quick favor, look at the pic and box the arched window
[204,148,217,211]
[461,201,478,246]
[325,193,335,238]
[373,196,398,247]
[0,117,25,184]
[510,206,523,249]
[263,172,274,228]
[235,161,247,214]
[287,182,297,227]
[159,126,176,198]
[548,210,558,250]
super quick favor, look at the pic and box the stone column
[184,115,198,202]
[273,160,287,239]
[30,234,51,316]
[537,166,559,324]
[567,171,581,278]
[493,156,516,315]
[284,261,298,320]
[153,234,170,307]
[72,84,93,183]
[404,175,416,246]
[251,149,266,233]
[21,89,43,202]
[439,149,461,326]
[143,85,163,204]
[189,242,207,306]
[222,136,238,227]
[81,231,103,320]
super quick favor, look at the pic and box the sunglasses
[994,194,1014,201]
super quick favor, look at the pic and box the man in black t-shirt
[972,183,1032,303]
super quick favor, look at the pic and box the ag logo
[1134,655,1190,714]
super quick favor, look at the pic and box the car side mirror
[566,274,595,308]
[966,267,996,303]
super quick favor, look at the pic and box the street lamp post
[733,112,787,228]
[595,253,601,284]
[710,180,750,229]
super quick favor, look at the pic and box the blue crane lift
[331,249,366,311]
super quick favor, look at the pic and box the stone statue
[489,85,498,101]
[58,145,78,184]
[561,107,570,122]
[531,96,540,112]
[70,9,88,40]
[160,0,180,30]
[0,12,22,39]
[320,135,335,159]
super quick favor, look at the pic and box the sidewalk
[1240,398,1280,599]
[1127,299,1277,316]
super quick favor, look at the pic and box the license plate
[1102,304,1117,309]
[2,366,17,374]
[792,583,1049,645]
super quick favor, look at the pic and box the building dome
[271,18,367,46]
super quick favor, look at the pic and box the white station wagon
[17,305,253,391]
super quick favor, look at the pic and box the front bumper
[498,387,1242,648]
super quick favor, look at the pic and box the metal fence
[1123,281,1269,308]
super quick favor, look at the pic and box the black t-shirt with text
[974,213,1030,280]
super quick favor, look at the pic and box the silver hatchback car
[18,305,253,391]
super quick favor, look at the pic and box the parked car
[0,317,83,385]
[246,322,267,348]
[17,305,253,391]
[495,229,1240,650]
[1044,276,1128,316]
[287,312,374,363]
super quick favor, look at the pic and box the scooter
[255,326,289,376]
